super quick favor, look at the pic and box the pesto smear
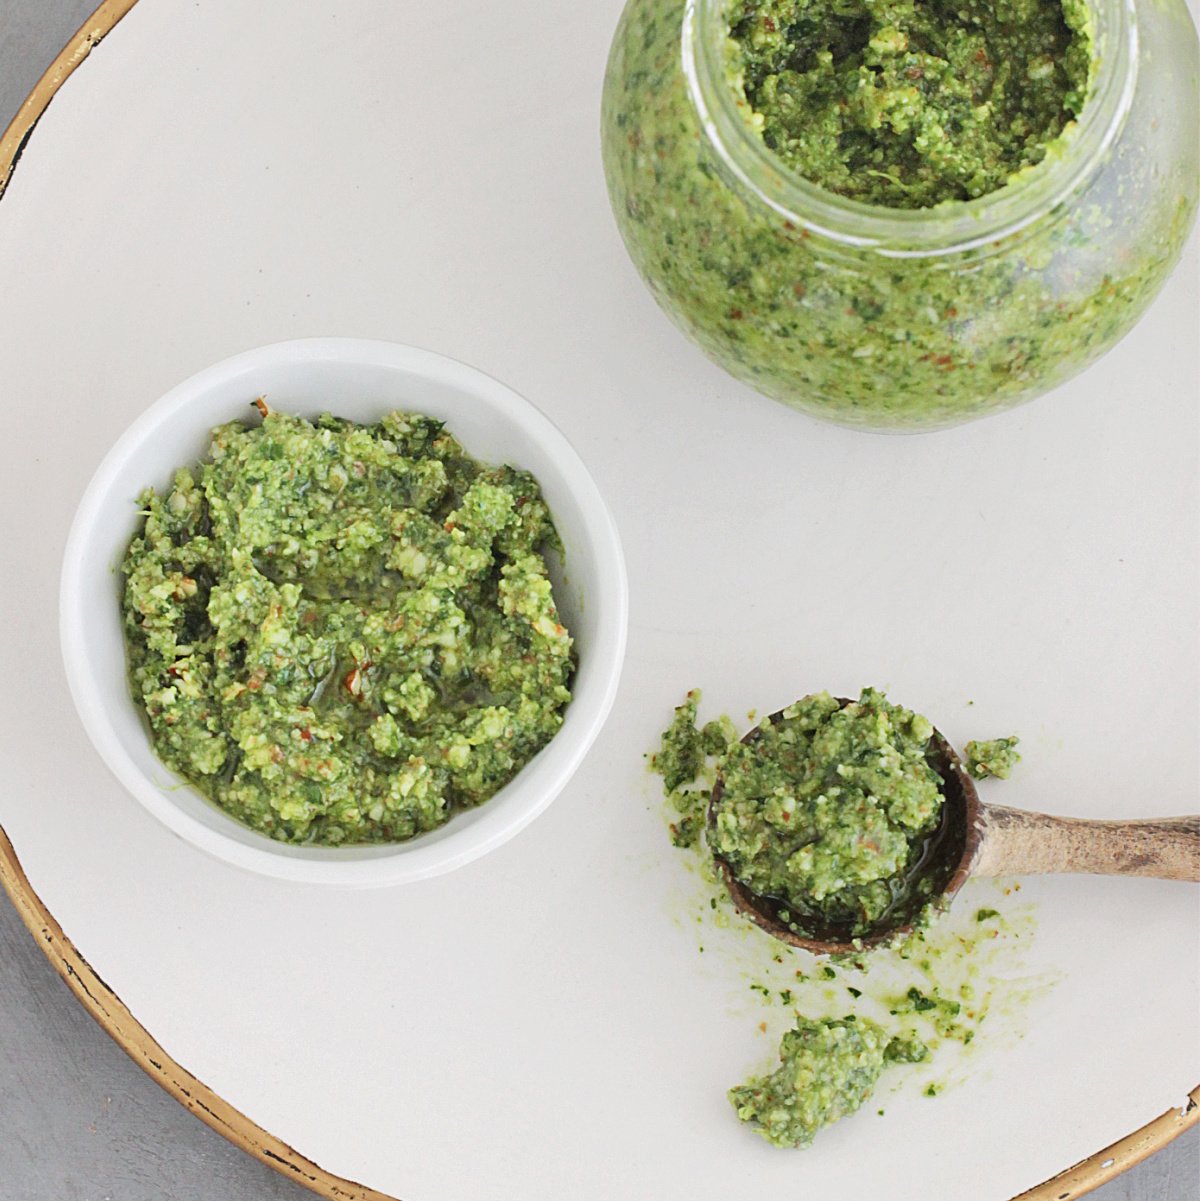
[122,405,573,845]
[731,0,1091,208]
[650,693,1051,1147]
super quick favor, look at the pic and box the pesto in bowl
[121,404,575,847]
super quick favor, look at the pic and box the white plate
[0,2,1196,1199]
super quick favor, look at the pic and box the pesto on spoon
[701,692,1200,954]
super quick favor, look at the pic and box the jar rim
[682,0,1139,257]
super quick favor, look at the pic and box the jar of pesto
[601,0,1199,431]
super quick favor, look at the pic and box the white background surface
[0,1,1197,1198]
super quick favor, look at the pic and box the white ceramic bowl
[60,339,627,885]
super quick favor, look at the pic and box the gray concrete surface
[0,3,1196,1199]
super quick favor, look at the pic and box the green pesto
[600,0,1198,428]
[651,688,736,848]
[965,736,1021,779]
[710,689,943,936]
[729,1015,927,1147]
[122,407,573,845]
[653,690,707,792]
[888,984,965,1034]
[731,0,1090,208]
[653,693,1054,1139]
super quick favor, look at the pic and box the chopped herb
[906,988,937,1013]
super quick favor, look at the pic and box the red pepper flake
[944,306,957,319]
[793,282,806,298]
[299,727,313,743]
[729,308,744,320]
[763,15,776,30]
[344,662,373,698]
[783,219,795,231]
[934,354,955,370]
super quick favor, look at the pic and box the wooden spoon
[707,705,1200,955]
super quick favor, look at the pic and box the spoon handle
[972,805,1200,881]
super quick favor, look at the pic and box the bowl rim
[59,337,628,886]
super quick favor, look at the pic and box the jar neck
[682,0,1139,258]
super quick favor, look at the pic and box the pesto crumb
[965,736,1021,780]
[668,792,708,849]
[701,715,738,754]
[652,690,705,791]
[652,690,723,850]
[884,1036,929,1064]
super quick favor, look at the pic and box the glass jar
[601,0,1199,431]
